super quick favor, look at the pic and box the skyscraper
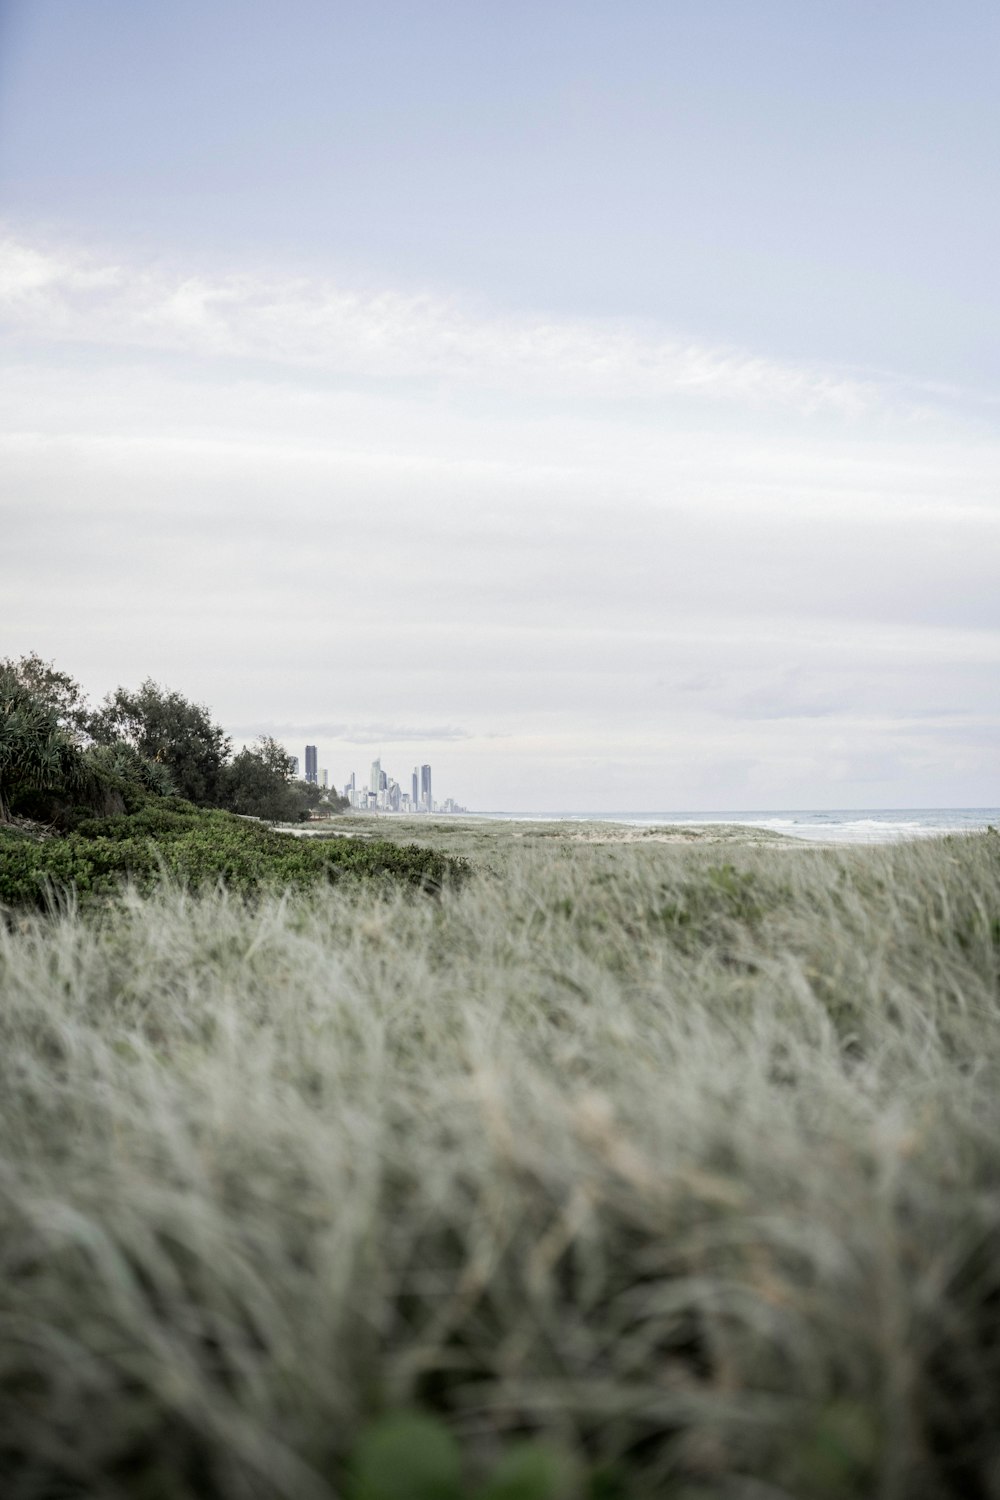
[420,764,432,813]
[412,767,419,807]
[304,745,318,785]
[370,757,381,795]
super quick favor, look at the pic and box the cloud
[2,229,998,808]
[230,721,481,744]
[0,233,883,416]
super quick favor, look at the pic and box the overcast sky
[2,1,998,809]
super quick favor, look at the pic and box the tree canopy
[0,663,81,823]
[1,655,346,827]
[0,651,92,738]
[91,680,232,807]
[222,737,304,822]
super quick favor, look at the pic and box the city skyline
[300,746,462,814]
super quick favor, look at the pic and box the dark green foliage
[82,740,177,799]
[479,1441,575,1500]
[221,739,307,821]
[0,650,92,736]
[1,653,350,830]
[1,658,181,825]
[307,778,352,816]
[219,736,348,821]
[0,800,465,908]
[90,678,232,806]
[0,663,85,822]
[348,1414,462,1500]
[346,1414,576,1500]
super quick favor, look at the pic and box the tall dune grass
[1,829,998,1497]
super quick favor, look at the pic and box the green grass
[0,824,998,1497]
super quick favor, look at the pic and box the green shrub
[346,1414,576,1500]
[0,801,465,909]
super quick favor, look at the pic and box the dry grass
[1,826,998,1498]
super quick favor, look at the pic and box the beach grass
[1,823,998,1497]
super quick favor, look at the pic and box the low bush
[0,800,466,908]
[346,1413,582,1500]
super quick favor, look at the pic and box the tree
[252,735,295,782]
[318,786,350,815]
[220,739,349,822]
[0,665,80,822]
[0,652,91,739]
[91,680,231,807]
[292,779,350,817]
[220,738,304,821]
[0,659,180,824]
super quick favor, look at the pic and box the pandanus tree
[0,666,83,822]
[0,656,174,823]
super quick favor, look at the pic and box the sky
[1,0,998,810]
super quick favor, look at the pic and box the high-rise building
[420,764,432,813]
[370,757,381,796]
[412,767,419,807]
[320,769,328,789]
[304,745,318,785]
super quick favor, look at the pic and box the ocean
[473,808,1000,844]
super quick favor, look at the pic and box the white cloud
[231,721,480,744]
[2,229,998,807]
[0,233,885,414]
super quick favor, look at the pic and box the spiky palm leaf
[0,672,79,821]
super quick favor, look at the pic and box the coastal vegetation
[0,652,347,831]
[1,791,998,1495]
[0,800,460,905]
[0,654,456,904]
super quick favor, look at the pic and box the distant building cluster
[301,747,465,814]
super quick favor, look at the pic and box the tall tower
[412,767,419,807]
[420,763,432,813]
[370,757,382,796]
[304,745,318,785]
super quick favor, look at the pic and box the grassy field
[283,813,791,860]
[1,821,999,1498]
